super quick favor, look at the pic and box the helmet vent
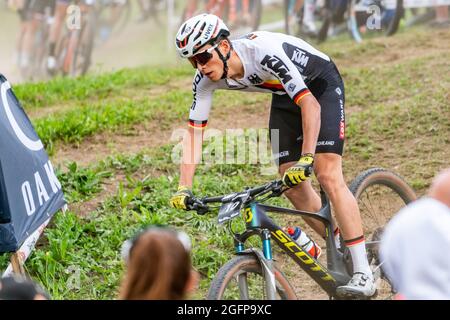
[181,23,187,34]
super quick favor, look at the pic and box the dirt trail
[329,28,450,69]
[53,98,271,167]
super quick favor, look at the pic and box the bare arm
[179,126,204,188]
[299,94,321,155]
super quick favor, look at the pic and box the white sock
[346,237,372,277]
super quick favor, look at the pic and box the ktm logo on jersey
[260,55,292,84]
[292,49,309,67]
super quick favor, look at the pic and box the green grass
[13,66,192,109]
[56,162,113,203]
[30,88,269,154]
[27,148,281,299]
[32,90,190,154]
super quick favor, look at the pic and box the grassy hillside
[0,26,449,299]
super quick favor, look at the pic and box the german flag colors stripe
[189,120,208,129]
[293,88,312,105]
[344,235,365,247]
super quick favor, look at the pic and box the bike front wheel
[207,254,297,300]
[349,167,416,299]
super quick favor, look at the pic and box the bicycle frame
[230,189,352,298]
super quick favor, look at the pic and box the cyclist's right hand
[169,186,194,210]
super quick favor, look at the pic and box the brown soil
[51,93,271,167]
[331,28,450,69]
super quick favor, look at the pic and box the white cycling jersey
[188,31,335,129]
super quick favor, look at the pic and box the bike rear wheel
[207,254,297,300]
[348,167,416,300]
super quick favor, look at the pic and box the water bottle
[287,227,322,259]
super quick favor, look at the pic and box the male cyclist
[170,13,376,298]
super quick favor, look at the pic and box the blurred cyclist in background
[46,0,71,74]
[9,0,55,71]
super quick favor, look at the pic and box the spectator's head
[380,168,450,299]
[0,275,50,300]
[428,168,450,208]
[119,226,198,300]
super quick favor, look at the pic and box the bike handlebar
[187,180,285,215]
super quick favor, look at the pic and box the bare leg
[279,161,336,238]
[314,153,363,240]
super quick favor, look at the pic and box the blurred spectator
[430,6,450,28]
[381,168,450,300]
[118,226,199,300]
[0,275,50,300]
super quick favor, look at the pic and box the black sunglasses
[188,42,219,68]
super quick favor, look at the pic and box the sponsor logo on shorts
[317,141,335,146]
[335,87,342,96]
[273,151,290,159]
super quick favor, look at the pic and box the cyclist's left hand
[282,153,314,188]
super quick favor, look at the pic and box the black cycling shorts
[269,65,346,167]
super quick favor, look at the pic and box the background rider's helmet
[175,13,230,58]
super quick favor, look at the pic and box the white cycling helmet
[175,13,230,58]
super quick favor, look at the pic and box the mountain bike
[188,167,416,299]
